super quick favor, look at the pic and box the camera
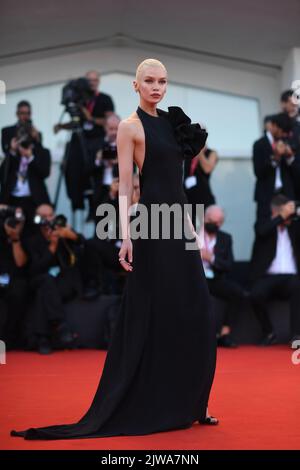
[102,141,117,161]
[281,136,298,154]
[0,206,25,228]
[61,77,94,120]
[16,121,34,148]
[34,214,67,230]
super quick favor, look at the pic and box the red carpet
[1,346,300,450]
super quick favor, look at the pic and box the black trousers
[206,278,244,329]
[0,278,28,347]
[30,268,82,337]
[250,274,300,337]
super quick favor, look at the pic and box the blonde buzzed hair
[135,58,167,81]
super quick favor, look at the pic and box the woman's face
[135,66,167,104]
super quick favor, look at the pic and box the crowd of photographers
[0,70,300,353]
[0,71,125,354]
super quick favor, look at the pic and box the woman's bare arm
[116,120,135,271]
[198,150,218,174]
[117,120,135,240]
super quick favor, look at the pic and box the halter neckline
[137,106,161,119]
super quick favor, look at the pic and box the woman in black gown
[11,58,218,440]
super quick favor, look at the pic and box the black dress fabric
[11,105,217,440]
[185,147,216,208]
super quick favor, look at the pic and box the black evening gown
[11,105,217,440]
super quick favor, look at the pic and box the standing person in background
[280,89,300,200]
[0,103,51,236]
[183,145,217,229]
[252,113,300,221]
[54,70,115,215]
[1,100,42,156]
[280,89,300,152]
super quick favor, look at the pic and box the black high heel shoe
[198,415,219,425]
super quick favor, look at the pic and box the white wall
[282,47,300,90]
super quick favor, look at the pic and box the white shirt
[266,131,295,190]
[267,226,297,275]
[266,131,282,190]
[202,232,216,278]
[11,155,34,197]
[103,166,114,185]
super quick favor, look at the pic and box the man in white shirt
[250,194,300,346]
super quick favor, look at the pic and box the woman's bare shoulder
[118,112,141,135]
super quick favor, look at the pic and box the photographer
[92,113,120,215]
[0,103,51,236]
[252,113,300,221]
[26,204,82,354]
[281,89,300,199]
[54,71,115,212]
[249,194,300,347]
[54,70,115,145]
[0,205,29,349]
[1,100,42,155]
[280,89,300,152]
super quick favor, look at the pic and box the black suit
[0,228,29,348]
[250,216,300,280]
[253,135,300,219]
[2,125,18,155]
[183,150,216,227]
[291,118,300,200]
[25,230,84,338]
[0,143,51,211]
[204,230,245,329]
[207,230,233,279]
[250,216,300,337]
[1,124,42,156]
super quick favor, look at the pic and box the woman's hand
[118,239,133,272]
[193,230,203,251]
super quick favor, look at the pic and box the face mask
[205,222,219,234]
